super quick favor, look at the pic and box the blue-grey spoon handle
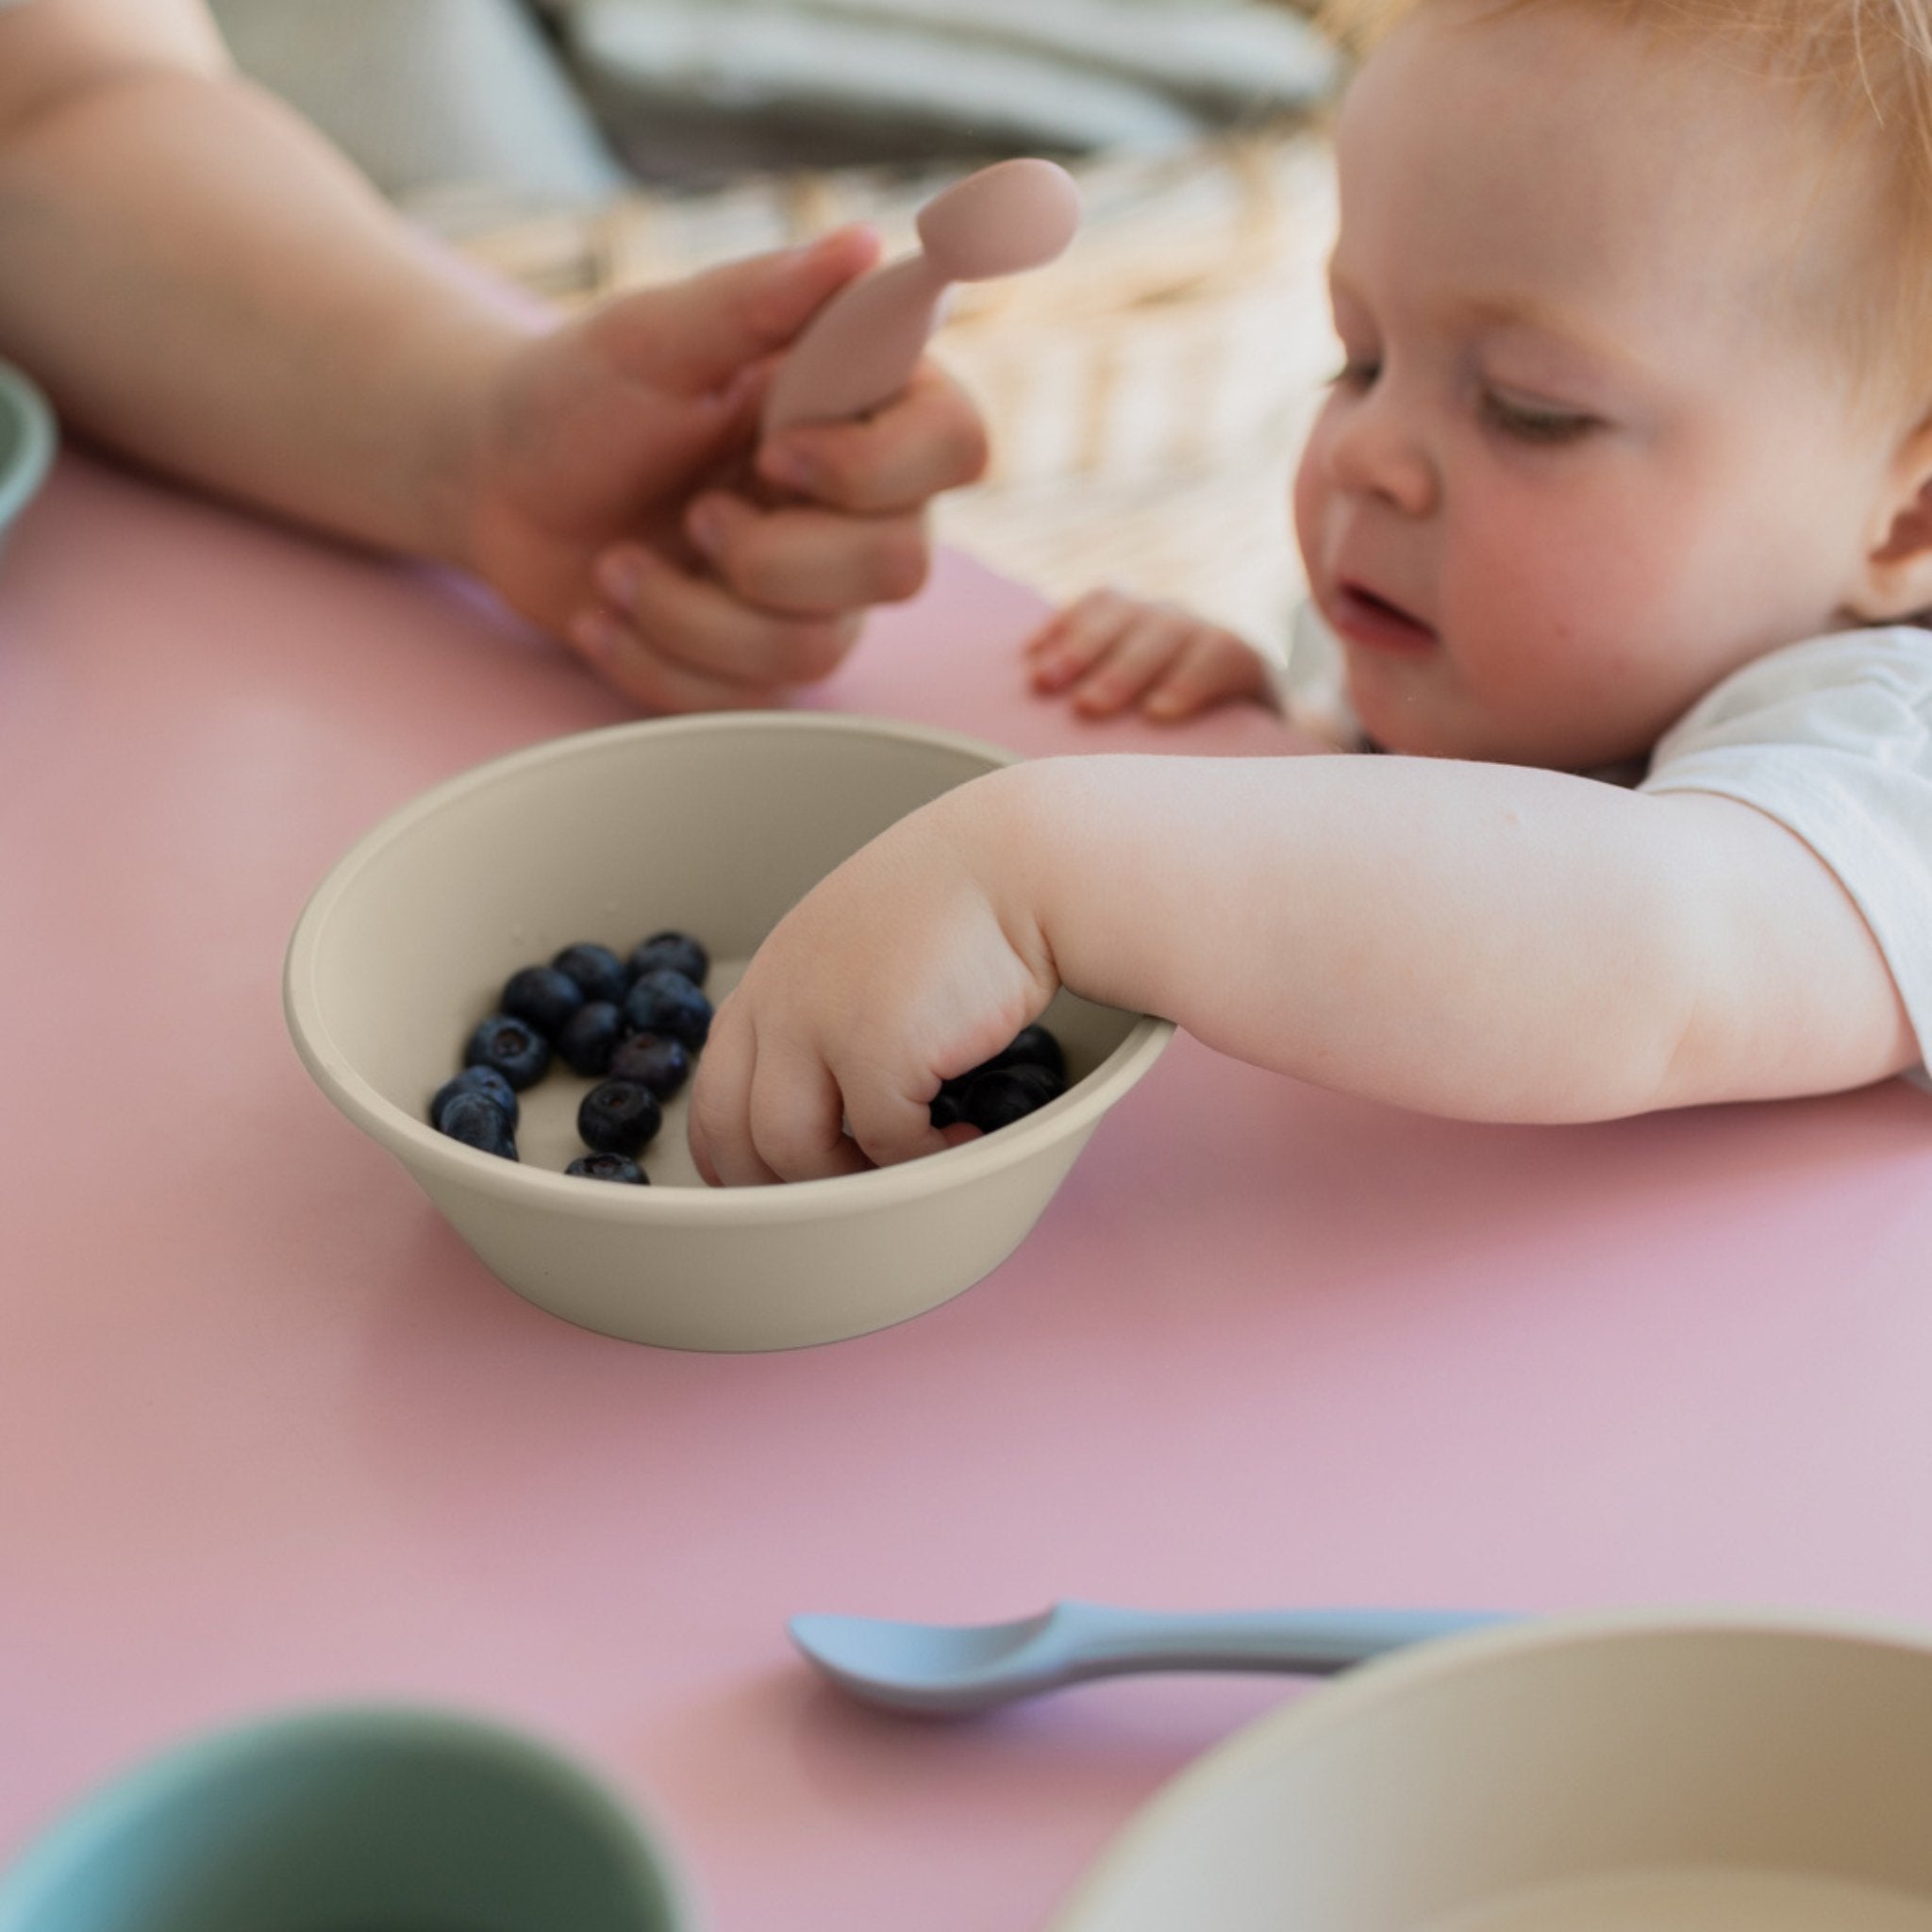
[1041,1602,1507,1681]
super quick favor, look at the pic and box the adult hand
[463,225,990,712]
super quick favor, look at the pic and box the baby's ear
[1851,411,1932,621]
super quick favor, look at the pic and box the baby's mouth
[1330,580,1438,656]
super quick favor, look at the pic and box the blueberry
[464,1013,551,1090]
[565,1152,649,1184]
[551,941,629,1007]
[608,1031,691,1101]
[956,1063,1063,1134]
[624,968,712,1051]
[500,964,585,1040]
[430,1064,520,1130]
[980,1023,1067,1086]
[930,1027,1065,1129]
[577,1077,663,1157]
[628,929,708,988]
[437,1089,518,1158]
[558,1000,626,1077]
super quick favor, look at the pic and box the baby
[689,0,1932,1185]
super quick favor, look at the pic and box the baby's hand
[689,774,1057,1183]
[1024,589,1274,721]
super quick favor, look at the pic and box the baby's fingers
[1065,606,1201,717]
[1141,627,1273,721]
[747,1041,874,1183]
[1025,587,1140,693]
[833,1058,953,1173]
[689,1005,775,1186]
[691,1009,934,1184]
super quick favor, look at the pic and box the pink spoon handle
[759,255,947,438]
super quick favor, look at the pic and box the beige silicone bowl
[284,713,1172,1351]
[1046,1608,1932,1932]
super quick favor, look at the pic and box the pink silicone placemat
[5,455,1932,1931]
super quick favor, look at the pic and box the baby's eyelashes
[1479,389,1599,444]
[1321,353,1602,448]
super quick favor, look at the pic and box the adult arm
[0,0,991,708]
[0,0,512,561]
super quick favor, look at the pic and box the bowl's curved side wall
[412,1125,1093,1350]
[1044,1616,1932,1932]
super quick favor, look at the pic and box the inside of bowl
[469,965,1119,1188]
[302,720,1147,1180]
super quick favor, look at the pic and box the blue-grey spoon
[789,1601,1509,1716]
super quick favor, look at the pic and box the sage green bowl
[0,1705,698,1932]
[0,359,56,563]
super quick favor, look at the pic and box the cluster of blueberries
[428,931,715,1185]
[928,1024,1069,1132]
[431,925,1074,1183]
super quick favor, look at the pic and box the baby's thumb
[596,225,882,397]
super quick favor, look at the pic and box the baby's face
[1292,0,1901,765]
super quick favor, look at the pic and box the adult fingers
[585,225,882,397]
[582,545,864,692]
[566,604,791,713]
[684,491,931,615]
[754,361,990,510]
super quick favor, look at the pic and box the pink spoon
[760,157,1082,437]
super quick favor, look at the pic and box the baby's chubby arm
[690,752,1916,1182]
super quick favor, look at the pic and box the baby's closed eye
[1478,388,1600,444]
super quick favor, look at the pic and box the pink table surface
[6,453,1932,1927]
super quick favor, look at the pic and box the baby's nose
[1328,388,1438,517]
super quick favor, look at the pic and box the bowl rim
[285,709,1176,1223]
[0,358,57,530]
[1045,1603,1932,1929]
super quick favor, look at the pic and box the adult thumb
[589,225,883,396]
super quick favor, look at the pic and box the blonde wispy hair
[1312,0,1932,412]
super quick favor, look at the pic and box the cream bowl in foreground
[284,713,1172,1351]
[1045,1607,1932,1932]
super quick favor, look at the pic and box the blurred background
[209,0,1350,657]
